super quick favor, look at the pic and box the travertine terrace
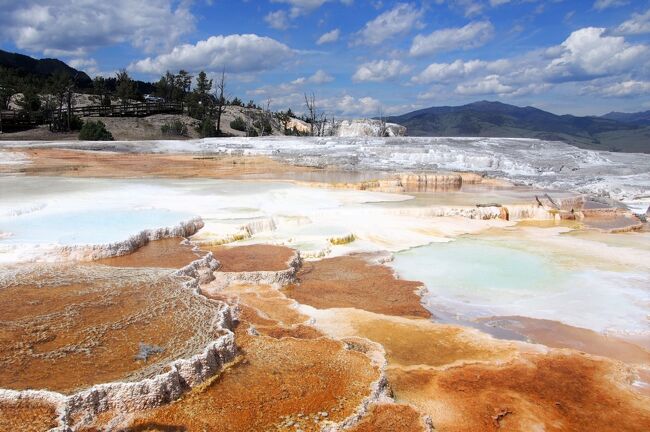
[0,137,649,431]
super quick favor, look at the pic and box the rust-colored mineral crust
[284,254,430,318]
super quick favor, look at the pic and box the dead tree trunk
[304,92,317,136]
[215,69,226,134]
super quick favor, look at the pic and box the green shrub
[198,118,218,138]
[69,115,84,131]
[52,114,84,132]
[78,120,113,141]
[247,128,258,137]
[230,116,247,132]
[253,118,273,135]
[161,119,188,136]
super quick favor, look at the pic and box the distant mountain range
[0,49,92,87]
[387,101,650,153]
[601,110,650,126]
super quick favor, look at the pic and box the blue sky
[1,0,649,117]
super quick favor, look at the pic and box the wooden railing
[0,101,184,130]
[68,102,183,118]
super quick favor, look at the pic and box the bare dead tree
[377,107,387,137]
[215,68,226,134]
[317,112,327,136]
[263,99,273,136]
[65,75,77,131]
[304,92,317,136]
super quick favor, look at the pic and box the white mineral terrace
[0,137,649,431]
[4,136,649,212]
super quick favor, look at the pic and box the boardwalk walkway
[1,102,183,131]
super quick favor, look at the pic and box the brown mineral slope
[207,244,297,272]
[109,331,383,432]
[389,353,650,432]
[478,316,650,365]
[83,248,391,431]
[284,253,650,431]
[0,148,503,194]
[284,254,430,318]
[0,148,316,179]
[0,264,225,394]
[0,398,59,432]
[0,237,238,431]
[346,403,432,432]
[1,199,649,431]
[93,237,203,268]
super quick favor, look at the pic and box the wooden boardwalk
[1,102,183,130]
[69,102,183,118]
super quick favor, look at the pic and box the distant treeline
[0,48,315,137]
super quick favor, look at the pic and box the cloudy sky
[1,0,649,117]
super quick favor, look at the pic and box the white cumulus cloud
[353,3,423,46]
[593,80,650,97]
[317,29,341,45]
[0,0,194,56]
[271,0,353,17]
[409,21,495,57]
[455,75,514,95]
[544,27,647,82]
[130,34,294,75]
[353,59,411,82]
[616,9,650,35]
[292,69,335,84]
[265,10,291,30]
[412,59,509,83]
[593,0,629,11]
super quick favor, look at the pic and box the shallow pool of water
[391,238,650,335]
[0,208,195,245]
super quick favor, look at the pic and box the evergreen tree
[174,70,192,103]
[195,71,212,95]
[115,69,136,106]
[91,76,111,107]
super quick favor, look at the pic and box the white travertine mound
[389,204,554,221]
[18,136,639,211]
[334,120,407,137]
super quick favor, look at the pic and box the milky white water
[391,237,650,336]
[0,176,430,261]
